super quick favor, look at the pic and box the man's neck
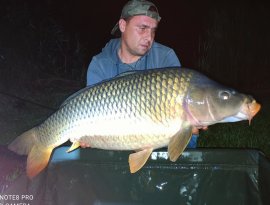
[118,47,140,64]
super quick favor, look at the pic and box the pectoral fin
[66,141,81,153]
[168,125,193,162]
[129,148,153,173]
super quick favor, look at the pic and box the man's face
[119,15,158,57]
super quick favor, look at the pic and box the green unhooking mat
[1,146,270,205]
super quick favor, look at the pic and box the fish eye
[219,91,231,100]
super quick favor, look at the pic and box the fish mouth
[219,100,261,124]
[245,100,261,125]
[237,100,261,124]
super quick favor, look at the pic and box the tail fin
[8,128,54,179]
[8,128,37,155]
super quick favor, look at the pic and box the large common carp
[8,67,261,178]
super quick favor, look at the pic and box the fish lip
[242,100,261,125]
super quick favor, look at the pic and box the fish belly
[68,117,182,151]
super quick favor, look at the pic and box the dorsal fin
[116,70,138,77]
[60,86,92,108]
[60,70,139,108]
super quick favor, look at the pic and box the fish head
[182,73,261,127]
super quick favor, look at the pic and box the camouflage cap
[111,0,161,35]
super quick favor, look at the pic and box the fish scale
[40,69,184,150]
[8,67,261,178]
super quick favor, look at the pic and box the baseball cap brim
[111,0,161,35]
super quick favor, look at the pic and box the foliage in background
[0,0,86,89]
[197,1,270,156]
[197,1,270,99]
[0,0,86,107]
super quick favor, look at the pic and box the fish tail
[8,127,53,178]
[8,128,37,155]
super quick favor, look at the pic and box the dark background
[0,0,270,102]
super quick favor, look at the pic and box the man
[87,0,198,148]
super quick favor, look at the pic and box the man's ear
[118,19,127,33]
